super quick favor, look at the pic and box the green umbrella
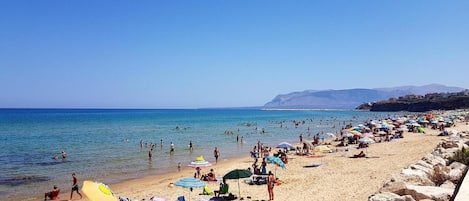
[223,169,253,198]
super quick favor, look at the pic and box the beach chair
[200,185,214,195]
[214,183,229,197]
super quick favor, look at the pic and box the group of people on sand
[199,168,217,181]
[44,173,82,201]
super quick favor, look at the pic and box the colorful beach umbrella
[82,180,118,201]
[188,155,212,167]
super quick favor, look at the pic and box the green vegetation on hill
[356,90,469,112]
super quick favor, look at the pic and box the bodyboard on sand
[303,163,323,168]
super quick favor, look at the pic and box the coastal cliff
[356,91,469,112]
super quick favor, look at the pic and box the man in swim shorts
[70,173,82,200]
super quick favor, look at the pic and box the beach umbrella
[266,156,287,178]
[358,137,375,144]
[188,155,212,167]
[174,178,205,201]
[342,133,354,138]
[360,133,374,138]
[313,145,331,153]
[82,180,118,201]
[276,142,295,150]
[317,133,335,140]
[266,156,286,169]
[223,169,253,198]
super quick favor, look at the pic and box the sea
[0,109,404,200]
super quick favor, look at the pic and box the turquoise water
[0,109,399,200]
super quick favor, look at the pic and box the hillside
[356,91,469,112]
[263,84,465,109]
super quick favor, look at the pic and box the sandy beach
[83,122,465,201]
[38,120,469,201]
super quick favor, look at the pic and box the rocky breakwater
[369,133,469,201]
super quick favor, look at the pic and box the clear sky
[1,1,468,108]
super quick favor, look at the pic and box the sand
[58,122,469,201]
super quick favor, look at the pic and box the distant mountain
[263,84,466,110]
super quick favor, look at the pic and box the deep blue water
[0,109,399,200]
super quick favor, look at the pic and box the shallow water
[0,109,400,200]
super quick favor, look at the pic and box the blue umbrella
[266,156,286,176]
[174,178,205,201]
[276,142,295,149]
[266,156,286,169]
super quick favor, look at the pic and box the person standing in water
[70,173,82,200]
[170,142,175,154]
[214,147,220,163]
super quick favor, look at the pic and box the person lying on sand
[353,151,366,158]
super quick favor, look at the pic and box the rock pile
[369,135,469,201]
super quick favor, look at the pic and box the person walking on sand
[267,171,276,201]
[70,173,82,200]
[214,147,220,163]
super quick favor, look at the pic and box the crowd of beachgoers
[41,110,469,201]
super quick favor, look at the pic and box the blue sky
[1,1,468,108]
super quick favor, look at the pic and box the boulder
[415,159,435,170]
[449,161,466,170]
[369,192,416,201]
[422,153,447,166]
[404,184,453,201]
[448,168,464,183]
[401,169,435,186]
[380,181,406,195]
[439,180,456,189]
[410,163,434,177]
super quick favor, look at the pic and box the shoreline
[21,113,469,201]
[87,124,467,201]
